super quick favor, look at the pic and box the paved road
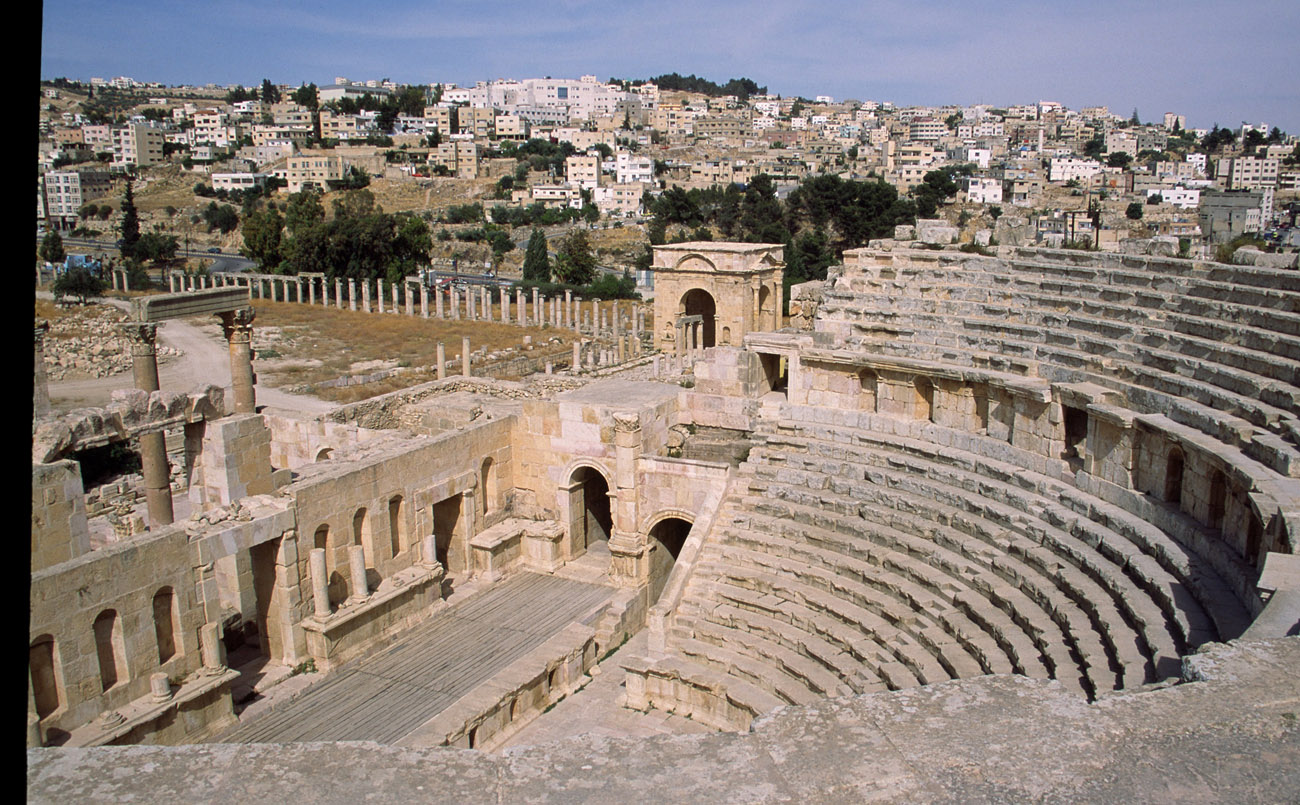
[41,293,337,417]
[217,572,612,745]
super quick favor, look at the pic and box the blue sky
[40,0,1300,133]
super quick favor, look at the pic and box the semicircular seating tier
[625,247,1297,732]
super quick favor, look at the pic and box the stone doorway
[433,495,466,575]
[647,516,692,604]
[680,289,717,349]
[568,467,612,554]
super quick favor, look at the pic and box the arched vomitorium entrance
[680,289,717,349]
[568,466,612,554]
[646,515,693,604]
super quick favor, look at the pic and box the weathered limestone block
[916,219,959,245]
[1232,247,1299,269]
[994,215,1032,247]
[894,224,916,241]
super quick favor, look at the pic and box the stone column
[422,534,438,568]
[592,299,601,336]
[406,284,414,316]
[337,278,344,310]
[608,412,647,586]
[565,290,573,329]
[436,342,446,380]
[348,279,357,311]
[462,337,471,377]
[220,307,257,415]
[572,340,581,373]
[392,281,399,314]
[200,622,226,670]
[168,274,177,293]
[516,288,525,325]
[451,289,460,320]
[436,287,444,318]
[420,284,429,318]
[363,280,372,313]
[308,278,316,306]
[310,548,331,617]
[532,288,540,325]
[501,287,510,323]
[348,544,369,601]
[34,322,51,418]
[377,279,386,314]
[121,323,174,527]
[296,278,303,304]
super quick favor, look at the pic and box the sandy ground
[42,294,338,417]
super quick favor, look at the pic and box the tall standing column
[348,279,357,311]
[348,545,369,601]
[461,337,471,377]
[420,284,429,318]
[572,340,581,373]
[451,289,460,320]
[501,287,510,323]
[34,322,51,419]
[436,342,446,380]
[392,281,399,314]
[608,412,646,586]
[308,278,316,306]
[516,288,524,325]
[377,279,386,314]
[435,287,444,318]
[406,283,414,316]
[565,290,573,329]
[336,278,344,310]
[363,280,372,313]
[532,288,540,326]
[220,307,257,415]
[120,323,174,527]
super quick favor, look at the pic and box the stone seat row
[709,509,1103,691]
[779,414,1258,630]
[826,282,1300,381]
[832,288,1300,402]
[1005,249,1300,295]
[843,255,1300,325]
[739,457,1174,687]
[762,424,1249,640]
[846,313,1297,451]
[726,478,1136,696]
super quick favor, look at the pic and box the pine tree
[553,230,597,286]
[120,180,140,259]
[522,228,550,282]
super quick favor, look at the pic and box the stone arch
[859,369,878,412]
[758,284,774,320]
[673,253,718,272]
[388,494,406,558]
[643,510,695,605]
[92,609,125,692]
[315,447,334,462]
[679,288,717,348]
[30,634,63,720]
[564,461,614,554]
[152,587,179,665]
[1164,447,1184,505]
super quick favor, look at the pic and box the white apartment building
[615,152,654,184]
[565,154,600,189]
[908,118,946,142]
[1148,187,1201,209]
[962,177,1003,204]
[211,172,269,192]
[1049,157,1103,183]
[948,146,991,169]
[42,169,112,229]
[593,181,651,217]
[1216,156,1280,190]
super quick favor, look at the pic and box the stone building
[28,243,1300,799]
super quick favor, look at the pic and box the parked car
[207,247,222,254]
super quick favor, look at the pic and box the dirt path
[43,296,338,417]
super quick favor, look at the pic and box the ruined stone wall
[32,461,91,573]
[29,525,204,739]
[262,413,368,471]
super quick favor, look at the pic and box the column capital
[117,322,159,355]
[219,307,255,342]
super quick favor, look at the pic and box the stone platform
[214,572,612,745]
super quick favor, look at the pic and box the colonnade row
[168,272,647,341]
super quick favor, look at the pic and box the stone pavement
[214,572,612,745]
[498,630,714,751]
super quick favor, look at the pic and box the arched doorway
[680,289,717,349]
[647,516,693,604]
[569,466,612,553]
[758,284,774,329]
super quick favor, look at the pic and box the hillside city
[38,72,1300,293]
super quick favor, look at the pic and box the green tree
[241,208,284,270]
[135,232,179,263]
[124,258,151,290]
[284,188,325,235]
[522,228,551,282]
[119,180,140,258]
[1083,135,1105,160]
[40,231,65,265]
[261,78,281,104]
[290,83,319,109]
[553,229,597,285]
[203,202,240,234]
[52,265,105,304]
[1106,152,1132,169]
[1126,202,1145,220]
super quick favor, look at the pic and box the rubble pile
[43,305,183,381]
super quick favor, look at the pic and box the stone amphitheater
[28,243,1300,802]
